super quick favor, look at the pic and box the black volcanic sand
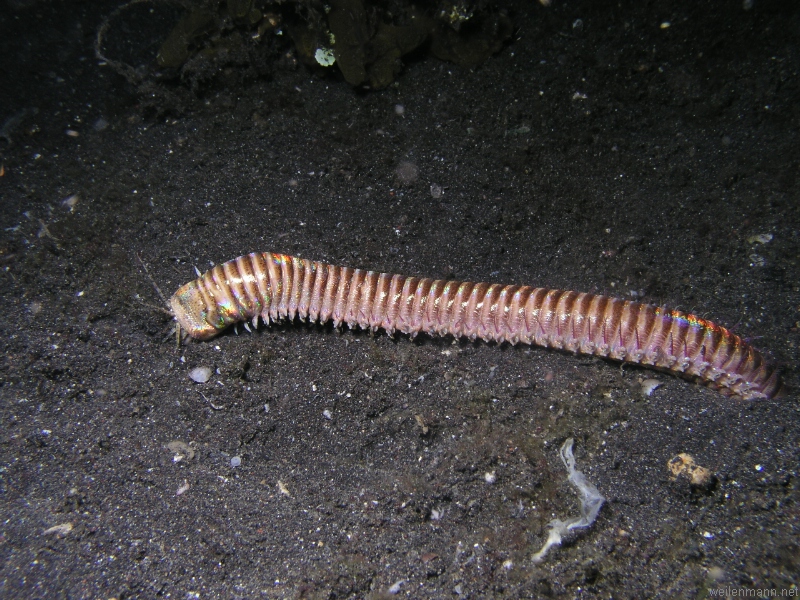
[0,1,798,598]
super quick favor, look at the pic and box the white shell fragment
[640,379,662,396]
[43,523,73,536]
[746,233,773,245]
[188,366,212,383]
[388,580,406,594]
[61,194,79,211]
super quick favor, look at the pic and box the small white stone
[188,366,212,383]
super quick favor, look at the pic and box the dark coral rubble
[103,0,513,91]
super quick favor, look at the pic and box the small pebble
[668,453,713,486]
[231,456,242,468]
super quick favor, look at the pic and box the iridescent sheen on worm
[170,252,782,399]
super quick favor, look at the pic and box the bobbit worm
[170,252,782,400]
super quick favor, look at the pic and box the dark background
[0,0,798,597]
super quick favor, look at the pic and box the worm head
[170,280,221,340]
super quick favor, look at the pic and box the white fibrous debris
[531,438,605,563]
[484,471,497,484]
[188,366,212,383]
[640,379,662,396]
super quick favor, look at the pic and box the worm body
[170,252,781,399]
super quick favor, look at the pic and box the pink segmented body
[170,252,782,399]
